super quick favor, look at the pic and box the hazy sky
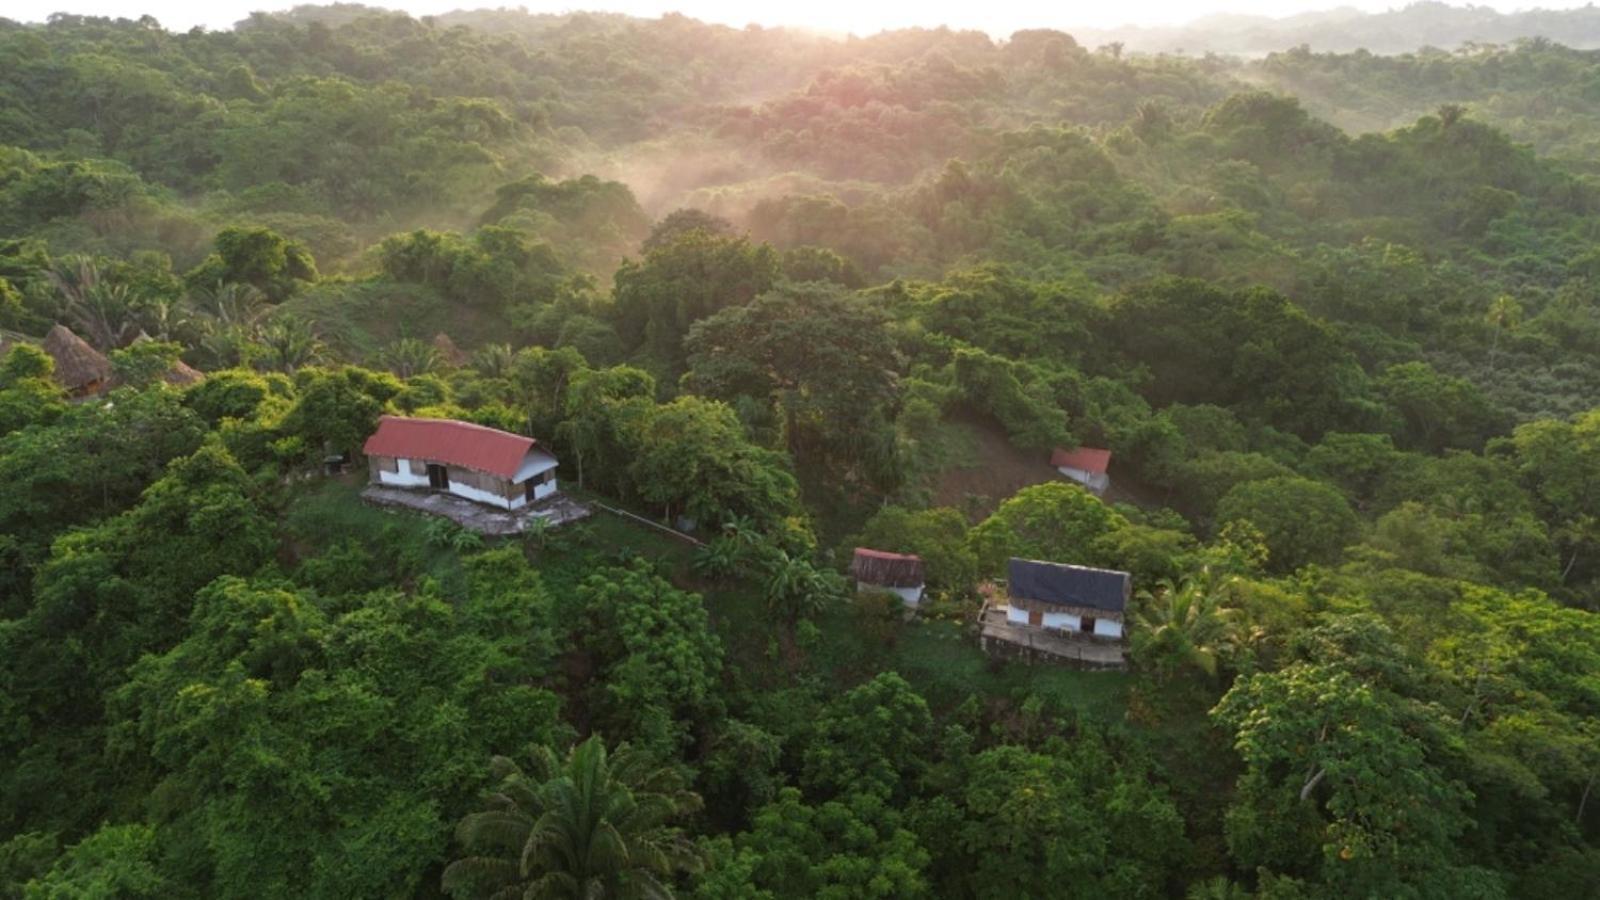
[8,0,1598,34]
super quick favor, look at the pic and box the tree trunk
[1300,766,1328,802]
[1562,546,1580,583]
[1579,770,1595,825]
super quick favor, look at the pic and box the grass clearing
[807,604,1130,722]
[279,478,471,595]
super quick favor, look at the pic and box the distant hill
[1074,2,1600,55]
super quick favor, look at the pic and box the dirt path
[931,415,1061,518]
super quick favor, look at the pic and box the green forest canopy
[1,6,1599,899]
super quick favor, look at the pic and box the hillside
[1080,1,1600,55]
[0,6,1598,899]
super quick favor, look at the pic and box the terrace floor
[977,605,1128,670]
[361,485,591,535]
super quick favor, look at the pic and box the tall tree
[684,283,901,478]
[443,737,703,899]
[1133,568,1242,680]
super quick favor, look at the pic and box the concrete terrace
[361,485,591,535]
[977,605,1128,670]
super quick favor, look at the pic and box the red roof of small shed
[1050,446,1111,474]
[851,547,926,587]
[363,416,540,479]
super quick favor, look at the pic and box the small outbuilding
[1005,557,1129,640]
[43,324,112,397]
[1051,446,1111,495]
[851,547,927,608]
[363,415,558,511]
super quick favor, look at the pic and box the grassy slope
[283,479,1129,725]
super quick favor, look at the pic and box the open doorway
[426,463,448,490]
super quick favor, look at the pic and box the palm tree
[761,550,839,622]
[691,537,746,582]
[1555,513,1600,584]
[376,337,440,379]
[442,737,703,900]
[1437,103,1467,129]
[254,316,323,373]
[185,281,270,368]
[718,514,760,547]
[1133,568,1242,680]
[472,343,516,380]
[48,257,140,350]
[1485,294,1522,372]
[1187,876,1252,900]
[185,280,269,327]
[140,295,185,342]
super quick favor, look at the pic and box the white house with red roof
[1051,446,1111,495]
[850,547,927,608]
[362,416,558,511]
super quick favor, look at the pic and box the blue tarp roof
[1007,558,1130,613]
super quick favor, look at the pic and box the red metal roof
[853,547,921,563]
[851,547,925,587]
[362,416,542,479]
[1050,446,1111,474]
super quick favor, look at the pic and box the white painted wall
[859,582,924,608]
[379,457,429,488]
[449,479,519,511]
[527,478,557,502]
[1043,611,1080,631]
[1005,605,1122,639]
[1058,466,1110,494]
[1094,618,1123,639]
[376,450,561,510]
[514,451,558,482]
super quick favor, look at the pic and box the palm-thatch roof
[129,331,205,387]
[165,359,205,387]
[43,324,112,393]
[432,332,467,368]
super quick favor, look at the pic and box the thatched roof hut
[43,324,112,396]
[129,331,205,388]
[165,359,205,387]
[432,332,467,368]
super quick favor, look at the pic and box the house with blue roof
[1004,557,1130,640]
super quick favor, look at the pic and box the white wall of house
[525,477,558,502]
[1058,466,1110,494]
[379,458,429,488]
[1094,618,1124,639]
[1044,611,1080,631]
[515,451,559,503]
[514,452,558,482]
[860,582,924,607]
[1005,605,1123,638]
[450,479,518,511]
[378,451,561,510]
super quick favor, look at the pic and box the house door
[426,464,449,490]
[1028,609,1043,627]
[1081,616,1097,635]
